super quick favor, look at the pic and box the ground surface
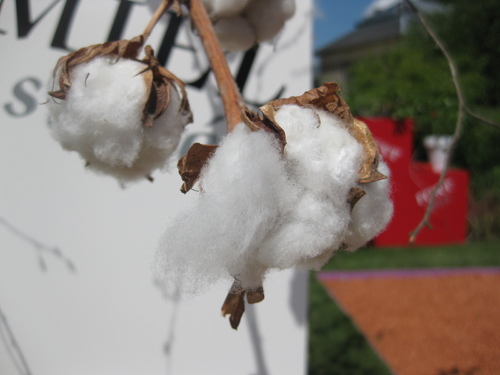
[318,268,500,375]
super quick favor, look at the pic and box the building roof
[317,4,403,56]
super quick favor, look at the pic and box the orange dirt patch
[318,269,500,375]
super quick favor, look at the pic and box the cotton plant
[45,0,393,329]
[157,83,393,328]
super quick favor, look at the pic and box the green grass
[308,241,500,374]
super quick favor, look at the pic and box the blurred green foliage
[346,1,500,239]
[308,274,391,375]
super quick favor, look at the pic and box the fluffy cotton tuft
[212,16,256,52]
[47,56,189,182]
[202,0,296,51]
[155,105,393,294]
[203,0,251,18]
[155,125,290,293]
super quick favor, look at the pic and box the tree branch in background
[405,0,500,243]
[465,107,500,129]
[0,216,75,272]
[0,304,33,375]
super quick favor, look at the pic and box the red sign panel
[358,117,469,246]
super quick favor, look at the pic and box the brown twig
[187,0,247,132]
[405,0,497,243]
[465,106,500,129]
[141,0,173,45]
[407,0,463,243]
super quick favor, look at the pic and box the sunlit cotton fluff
[342,161,393,251]
[47,55,189,183]
[155,104,393,294]
[202,0,296,51]
[155,125,292,294]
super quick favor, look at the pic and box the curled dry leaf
[266,82,387,184]
[348,187,366,211]
[246,286,265,304]
[221,288,245,330]
[241,107,287,152]
[48,36,144,100]
[220,280,265,330]
[140,45,193,128]
[177,143,218,193]
[352,118,387,183]
[48,38,192,130]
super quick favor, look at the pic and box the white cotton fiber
[47,55,188,182]
[244,0,296,43]
[155,104,393,294]
[343,161,394,251]
[202,0,251,18]
[201,0,296,51]
[213,16,256,52]
[155,124,291,293]
[256,105,363,271]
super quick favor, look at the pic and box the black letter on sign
[15,0,61,38]
[107,0,137,42]
[4,77,43,117]
[157,12,184,67]
[51,0,80,52]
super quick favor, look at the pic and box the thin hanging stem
[188,0,247,132]
[404,0,462,243]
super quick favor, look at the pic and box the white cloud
[363,0,401,18]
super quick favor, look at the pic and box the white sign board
[0,1,312,374]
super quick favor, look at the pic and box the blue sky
[313,0,383,50]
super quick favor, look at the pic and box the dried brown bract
[48,36,145,101]
[48,38,192,130]
[266,82,387,184]
[140,46,192,128]
[177,143,218,193]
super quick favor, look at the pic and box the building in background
[315,0,440,88]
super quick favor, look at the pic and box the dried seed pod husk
[49,40,191,131]
[177,143,218,193]
[47,35,192,182]
[48,36,145,101]
[241,107,286,152]
[140,46,192,128]
[265,82,387,184]
[348,187,367,210]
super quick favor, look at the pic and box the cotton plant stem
[141,0,173,45]
[188,0,247,132]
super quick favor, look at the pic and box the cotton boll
[155,124,291,293]
[274,105,362,196]
[156,102,392,299]
[48,56,146,167]
[47,55,187,182]
[244,0,296,43]
[203,0,251,18]
[343,161,394,251]
[213,16,256,52]
[256,105,362,271]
